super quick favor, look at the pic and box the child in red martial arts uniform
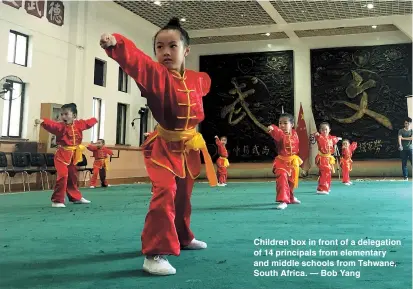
[267,113,302,210]
[87,139,113,188]
[314,122,341,194]
[35,103,97,208]
[340,139,357,185]
[215,135,229,186]
[101,17,218,275]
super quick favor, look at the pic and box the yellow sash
[156,125,218,187]
[318,151,336,173]
[219,156,230,167]
[276,155,303,188]
[63,144,86,165]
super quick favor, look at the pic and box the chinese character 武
[252,145,260,156]
[25,1,44,18]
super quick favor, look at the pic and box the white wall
[0,1,159,145]
[187,31,411,128]
[0,2,71,140]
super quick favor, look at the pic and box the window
[8,30,29,67]
[91,97,105,142]
[118,67,128,92]
[116,103,127,145]
[2,81,25,138]
[94,58,106,86]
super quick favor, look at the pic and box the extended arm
[40,118,64,135]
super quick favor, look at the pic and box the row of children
[213,118,357,209]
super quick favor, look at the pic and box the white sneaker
[217,183,225,187]
[143,255,176,275]
[73,197,91,204]
[276,202,288,210]
[52,202,65,208]
[344,182,351,186]
[292,198,301,204]
[184,239,207,250]
[89,186,95,189]
[107,184,112,187]
[317,191,329,195]
[223,183,227,186]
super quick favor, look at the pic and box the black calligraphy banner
[200,51,294,163]
[2,0,22,9]
[311,43,412,159]
[46,0,64,26]
[25,1,45,18]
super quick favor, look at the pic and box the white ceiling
[114,0,413,44]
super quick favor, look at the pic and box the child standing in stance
[267,113,302,210]
[35,103,97,208]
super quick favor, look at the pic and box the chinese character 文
[333,71,392,130]
[2,0,22,9]
[47,0,64,26]
[25,1,45,18]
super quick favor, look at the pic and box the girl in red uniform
[267,113,302,210]
[215,135,229,186]
[101,18,217,275]
[87,139,113,188]
[35,103,97,208]
[340,139,357,185]
[314,122,341,194]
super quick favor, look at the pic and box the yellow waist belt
[156,125,218,187]
[276,155,303,188]
[219,156,230,167]
[318,151,336,173]
[62,144,86,165]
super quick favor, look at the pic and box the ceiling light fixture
[154,1,161,6]
[180,18,186,22]
[372,25,377,29]
[265,33,271,36]
[267,44,272,48]
[367,3,374,9]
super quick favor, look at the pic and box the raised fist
[267,125,274,132]
[100,33,117,49]
[34,119,44,125]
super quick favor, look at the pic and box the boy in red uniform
[35,103,97,208]
[101,17,217,275]
[87,139,113,188]
[314,122,341,194]
[340,139,357,185]
[267,113,302,210]
[215,135,229,186]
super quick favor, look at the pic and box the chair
[28,153,47,190]
[44,153,57,189]
[10,152,31,191]
[76,154,93,186]
[0,152,11,193]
